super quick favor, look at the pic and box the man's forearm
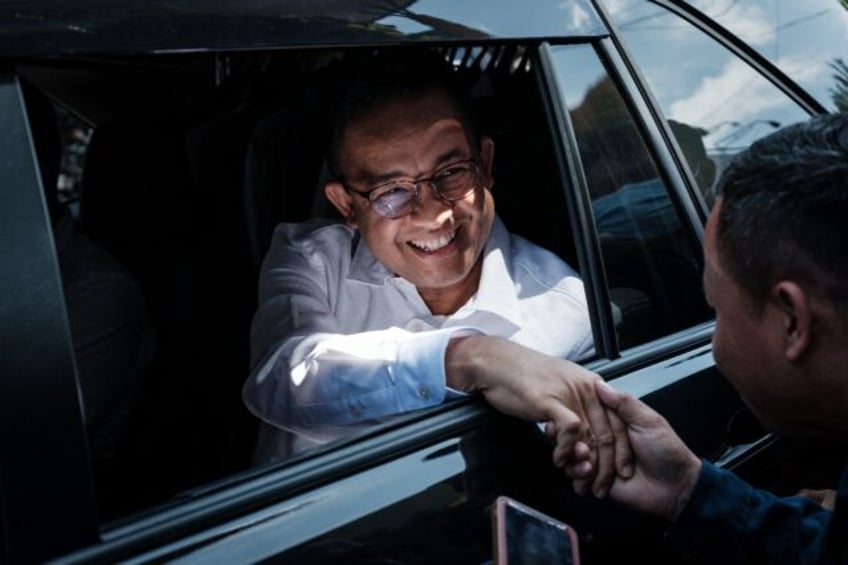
[247,327,469,428]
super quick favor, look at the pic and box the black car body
[2,0,847,563]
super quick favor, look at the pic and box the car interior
[19,41,712,522]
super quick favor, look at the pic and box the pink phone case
[492,495,580,565]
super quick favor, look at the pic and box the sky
[600,0,847,152]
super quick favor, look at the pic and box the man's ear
[479,136,495,189]
[325,181,357,227]
[771,281,812,361]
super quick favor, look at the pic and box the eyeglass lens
[369,162,478,219]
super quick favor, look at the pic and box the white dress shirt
[244,215,593,462]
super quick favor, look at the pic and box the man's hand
[574,380,701,521]
[445,336,632,497]
[796,488,837,510]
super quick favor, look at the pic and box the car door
[52,37,779,564]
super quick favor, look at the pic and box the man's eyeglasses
[345,159,481,219]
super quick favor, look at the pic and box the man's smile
[408,227,458,252]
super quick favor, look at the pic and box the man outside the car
[243,50,631,495]
[575,112,848,563]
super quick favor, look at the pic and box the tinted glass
[602,0,814,208]
[550,44,712,348]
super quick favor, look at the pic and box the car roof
[0,0,607,59]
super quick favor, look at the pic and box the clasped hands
[448,335,708,520]
[445,335,635,498]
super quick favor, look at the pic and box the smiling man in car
[243,50,631,494]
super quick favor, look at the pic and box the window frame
[538,37,716,362]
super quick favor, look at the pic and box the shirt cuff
[395,326,485,406]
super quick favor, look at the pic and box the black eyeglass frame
[343,158,483,219]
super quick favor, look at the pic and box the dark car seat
[182,97,285,476]
[77,115,202,513]
[243,92,337,268]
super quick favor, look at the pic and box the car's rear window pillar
[0,72,98,563]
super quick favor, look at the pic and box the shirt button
[418,387,431,399]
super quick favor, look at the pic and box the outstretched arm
[446,336,633,498]
[590,382,840,563]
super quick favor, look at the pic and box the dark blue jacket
[667,460,847,563]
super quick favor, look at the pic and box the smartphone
[491,495,580,565]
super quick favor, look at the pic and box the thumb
[594,380,650,426]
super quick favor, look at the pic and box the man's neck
[418,259,483,316]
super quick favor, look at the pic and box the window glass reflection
[601,0,812,208]
[683,0,848,113]
[550,45,712,348]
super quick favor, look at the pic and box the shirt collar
[470,216,522,332]
[348,230,393,284]
[346,215,522,333]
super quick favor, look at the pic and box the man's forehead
[340,113,471,181]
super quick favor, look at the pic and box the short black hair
[715,112,848,318]
[326,48,479,179]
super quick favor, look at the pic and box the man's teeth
[410,229,457,251]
